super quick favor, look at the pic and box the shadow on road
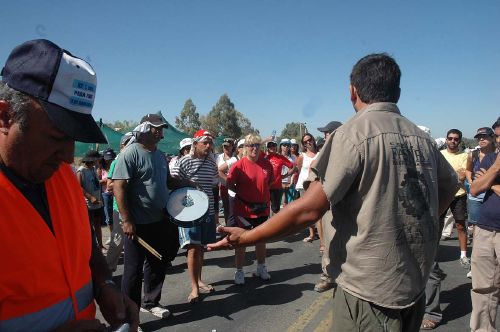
[141,263,321,331]
[440,282,472,324]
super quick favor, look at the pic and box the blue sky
[1,1,499,139]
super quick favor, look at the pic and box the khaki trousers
[332,287,425,332]
[470,226,500,331]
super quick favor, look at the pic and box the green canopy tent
[75,113,226,158]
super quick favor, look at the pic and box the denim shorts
[467,198,482,225]
[178,214,216,248]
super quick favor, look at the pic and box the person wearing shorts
[171,129,218,303]
[226,133,274,285]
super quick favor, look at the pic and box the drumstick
[136,236,162,260]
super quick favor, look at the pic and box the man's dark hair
[447,129,462,140]
[350,53,401,104]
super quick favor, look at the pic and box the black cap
[1,39,107,143]
[140,114,168,128]
[474,127,495,138]
[103,148,117,160]
[317,121,342,133]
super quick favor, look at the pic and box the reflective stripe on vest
[0,281,93,332]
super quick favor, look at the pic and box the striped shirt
[171,154,218,215]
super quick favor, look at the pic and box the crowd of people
[1,38,499,332]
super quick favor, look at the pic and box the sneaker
[253,265,271,280]
[314,279,334,292]
[467,270,472,279]
[140,305,171,319]
[105,238,111,245]
[137,327,143,332]
[460,256,471,270]
[234,270,245,285]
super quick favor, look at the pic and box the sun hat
[103,148,116,160]
[1,39,106,143]
[280,138,291,146]
[317,121,342,134]
[179,137,193,150]
[140,114,168,128]
[193,129,213,142]
[474,127,494,138]
[222,137,234,146]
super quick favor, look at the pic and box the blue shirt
[478,153,500,230]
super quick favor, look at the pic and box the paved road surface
[98,227,495,331]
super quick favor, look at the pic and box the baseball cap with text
[1,39,107,143]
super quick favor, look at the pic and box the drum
[167,187,209,227]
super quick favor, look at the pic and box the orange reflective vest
[0,164,96,332]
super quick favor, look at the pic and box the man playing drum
[171,129,219,303]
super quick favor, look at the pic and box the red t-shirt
[265,152,294,189]
[227,156,273,218]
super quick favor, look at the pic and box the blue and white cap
[1,39,107,143]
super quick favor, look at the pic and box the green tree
[280,122,308,142]
[175,98,201,136]
[236,111,259,137]
[202,94,250,139]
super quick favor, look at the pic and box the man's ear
[349,84,357,104]
[0,100,12,134]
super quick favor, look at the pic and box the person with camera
[226,133,274,285]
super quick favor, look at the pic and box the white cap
[280,138,291,145]
[237,139,245,147]
[290,138,298,145]
[179,137,193,150]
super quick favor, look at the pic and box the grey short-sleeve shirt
[112,144,170,224]
[311,102,458,308]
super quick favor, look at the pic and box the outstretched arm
[208,180,329,249]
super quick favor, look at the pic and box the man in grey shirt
[210,54,459,331]
[113,114,182,320]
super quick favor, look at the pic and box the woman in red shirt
[226,134,274,285]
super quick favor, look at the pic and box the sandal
[303,236,314,243]
[199,284,215,294]
[187,293,199,304]
[420,319,439,330]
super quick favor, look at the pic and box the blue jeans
[102,192,113,226]
[467,198,482,225]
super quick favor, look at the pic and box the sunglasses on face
[476,135,491,141]
[447,137,460,142]
[303,138,313,144]
[246,143,261,148]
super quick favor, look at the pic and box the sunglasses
[246,143,261,148]
[446,137,460,142]
[476,135,491,141]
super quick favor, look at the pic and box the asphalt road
[98,227,494,331]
